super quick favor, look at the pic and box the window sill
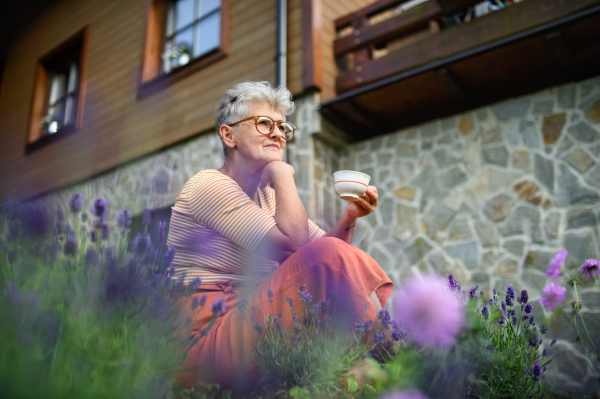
[25,124,78,155]
[137,48,227,99]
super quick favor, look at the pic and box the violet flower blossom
[393,275,465,349]
[539,282,567,311]
[532,362,543,382]
[546,249,568,281]
[580,259,600,278]
[142,208,152,225]
[157,221,167,245]
[519,289,529,304]
[116,209,132,234]
[91,198,109,218]
[68,193,85,213]
[211,298,226,316]
[447,274,458,292]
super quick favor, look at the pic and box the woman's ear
[219,125,236,150]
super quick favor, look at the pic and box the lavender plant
[0,196,213,398]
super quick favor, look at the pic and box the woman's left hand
[346,186,378,219]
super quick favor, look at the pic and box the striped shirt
[167,169,326,286]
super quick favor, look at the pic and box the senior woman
[168,81,393,389]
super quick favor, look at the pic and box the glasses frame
[227,115,296,141]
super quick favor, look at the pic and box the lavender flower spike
[116,209,133,234]
[546,249,568,282]
[210,298,226,316]
[91,198,109,218]
[580,259,600,278]
[532,362,543,382]
[142,208,152,225]
[68,192,85,213]
[539,282,567,311]
[447,274,458,292]
[393,274,465,349]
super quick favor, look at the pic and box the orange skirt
[174,237,393,389]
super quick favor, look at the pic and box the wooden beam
[335,0,407,30]
[434,66,475,102]
[302,0,322,90]
[545,31,579,71]
[437,0,480,15]
[336,0,600,93]
[334,1,443,57]
[338,100,386,133]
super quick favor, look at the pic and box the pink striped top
[167,169,326,286]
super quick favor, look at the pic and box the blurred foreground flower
[393,275,464,349]
[380,390,430,399]
[539,282,566,311]
[546,249,567,281]
[580,259,600,278]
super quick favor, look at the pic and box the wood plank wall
[0,0,279,200]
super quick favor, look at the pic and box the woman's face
[234,102,286,167]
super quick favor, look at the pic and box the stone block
[584,164,600,189]
[470,271,491,295]
[520,120,541,148]
[520,270,546,294]
[440,117,457,131]
[566,208,597,229]
[498,217,523,237]
[404,238,433,265]
[513,205,541,224]
[436,133,454,145]
[544,212,561,239]
[378,196,395,226]
[394,203,419,241]
[481,124,503,145]
[427,251,451,272]
[534,153,554,193]
[475,109,488,122]
[568,121,600,143]
[532,99,554,115]
[541,112,566,144]
[475,220,498,247]
[433,148,460,168]
[564,231,599,269]
[448,217,473,241]
[495,258,519,275]
[481,145,509,167]
[483,193,515,222]
[585,98,600,122]
[412,164,444,199]
[394,185,416,201]
[397,143,418,158]
[481,250,498,268]
[423,205,456,231]
[503,239,526,257]
[370,245,393,270]
[459,116,474,134]
[513,180,544,206]
[359,153,373,166]
[440,166,467,189]
[556,134,575,157]
[557,83,576,108]
[512,150,530,170]
[370,137,384,151]
[556,164,600,206]
[421,123,438,139]
[444,240,479,270]
[504,121,521,146]
[492,97,531,121]
[544,342,589,386]
[563,147,595,173]
[589,143,600,158]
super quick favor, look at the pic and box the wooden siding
[0,0,278,200]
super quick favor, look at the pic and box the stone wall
[309,75,600,394]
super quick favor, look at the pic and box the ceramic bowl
[333,170,371,201]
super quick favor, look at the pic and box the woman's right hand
[259,161,295,188]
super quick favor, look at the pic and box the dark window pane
[67,62,78,94]
[198,0,220,18]
[194,11,220,57]
[64,95,76,125]
[175,0,195,31]
[49,72,67,105]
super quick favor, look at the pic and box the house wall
[309,75,600,393]
[0,0,283,201]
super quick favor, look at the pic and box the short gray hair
[214,81,295,154]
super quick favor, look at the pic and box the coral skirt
[174,237,393,389]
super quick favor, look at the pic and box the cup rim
[333,170,371,180]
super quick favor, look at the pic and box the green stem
[594,275,600,294]
[574,285,597,350]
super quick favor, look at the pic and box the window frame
[138,0,231,98]
[25,26,90,155]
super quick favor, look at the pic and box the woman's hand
[346,186,378,219]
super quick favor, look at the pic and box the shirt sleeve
[308,218,326,241]
[183,173,277,252]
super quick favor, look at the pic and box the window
[139,0,230,96]
[26,27,89,154]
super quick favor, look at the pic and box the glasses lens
[281,122,294,140]
[255,117,274,134]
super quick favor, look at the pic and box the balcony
[320,0,600,140]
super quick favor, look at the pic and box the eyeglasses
[228,115,296,141]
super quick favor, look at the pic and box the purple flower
[580,259,600,278]
[132,233,152,255]
[546,249,568,282]
[68,193,85,213]
[191,296,199,310]
[116,209,132,234]
[532,362,543,382]
[56,208,64,222]
[378,309,392,328]
[469,287,478,300]
[373,331,386,346]
[506,284,515,306]
[522,314,529,321]
[200,294,207,306]
[298,286,313,303]
[354,319,373,335]
[157,221,167,245]
[519,290,529,304]
[512,316,518,325]
[550,339,556,346]
[391,329,405,341]
[524,304,533,314]
[64,230,78,256]
[267,289,274,303]
[529,315,535,325]
[163,246,176,269]
[482,305,489,319]
[91,198,109,218]
[84,248,99,266]
[210,298,226,316]
[90,230,97,242]
[142,208,152,225]
[379,391,430,399]
[447,274,458,292]
[393,275,465,349]
[539,282,567,311]
[542,348,548,357]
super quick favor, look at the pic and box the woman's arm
[325,186,379,244]
[254,162,310,263]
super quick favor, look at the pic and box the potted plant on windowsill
[161,44,192,69]
[39,115,63,134]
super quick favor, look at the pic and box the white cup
[333,170,371,201]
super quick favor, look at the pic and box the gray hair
[214,81,295,154]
